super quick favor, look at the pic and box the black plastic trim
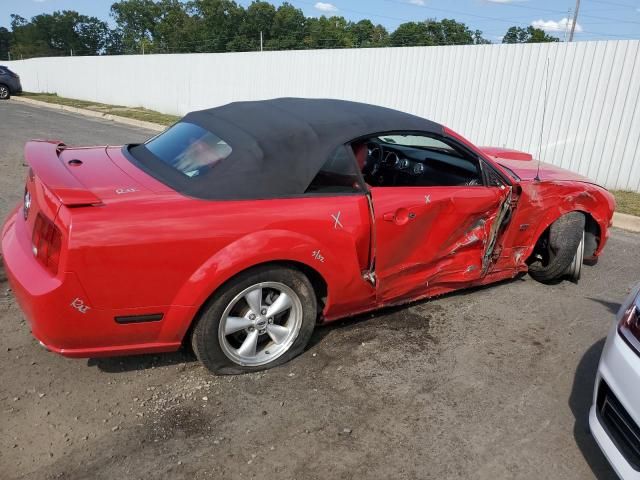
[596,380,640,471]
[115,313,164,324]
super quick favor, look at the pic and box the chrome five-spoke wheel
[191,266,317,374]
[218,282,303,366]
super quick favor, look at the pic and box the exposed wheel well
[528,210,600,262]
[583,212,600,259]
[182,260,328,346]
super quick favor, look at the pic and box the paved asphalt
[1,100,638,480]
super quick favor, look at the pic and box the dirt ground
[1,100,637,480]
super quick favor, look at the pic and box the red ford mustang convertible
[1,98,615,374]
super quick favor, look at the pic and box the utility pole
[569,0,580,42]
[260,31,263,52]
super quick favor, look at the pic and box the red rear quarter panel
[65,193,373,349]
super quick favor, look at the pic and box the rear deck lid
[25,141,160,206]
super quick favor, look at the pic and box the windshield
[144,122,232,178]
[377,134,459,155]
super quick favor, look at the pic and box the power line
[284,0,639,41]
[589,0,640,8]
[461,0,640,26]
[375,0,640,39]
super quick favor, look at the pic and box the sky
[1,0,639,43]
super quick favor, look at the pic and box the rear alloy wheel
[528,211,586,284]
[191,266,317,374]
[218,282,303,366]
[0,85,10,100]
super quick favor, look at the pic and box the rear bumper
[2,209,190,357]
[3,77,22,94]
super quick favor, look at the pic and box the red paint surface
[1,131,616,358]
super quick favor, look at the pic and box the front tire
[191,266,317,375]
[0,84,10,100]
[528,212,586,284]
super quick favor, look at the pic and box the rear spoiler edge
[24,140,103,207]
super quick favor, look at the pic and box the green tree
[267,2,306,50]
[389,22,431,47]
[5,1,504,57]
[10,14,54,58]
[10,11,109,58]
[436,18,478,45]
[502,26,559,44]
[105,29,125,55]
[60,11,110,54]
[305,16,353,49]
[0,27,13,60]
[110,0,199,53]
[110,0,162,53]
[238,1,276,50]
[153,0,198,52]
[189,0,245,52]
[390,19,485,47]
[347,19,388,47]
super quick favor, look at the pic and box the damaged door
[370,185,511,303]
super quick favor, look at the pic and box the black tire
[528,212,586,284]
[191,265,317,375]
[0,84,10,100]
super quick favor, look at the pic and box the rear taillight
[619,292,640,356]
[31,213,62,274]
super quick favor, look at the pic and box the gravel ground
[1,100,637,480]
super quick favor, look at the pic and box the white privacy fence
[6,40,640,191]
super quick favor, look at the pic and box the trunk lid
[21,141,175,275]
[24,141,165,207]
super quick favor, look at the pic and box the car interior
[305,133,485,194]
[353,134,483,188]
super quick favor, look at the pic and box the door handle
[383,208,415,225]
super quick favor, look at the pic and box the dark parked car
[0,66,22,99]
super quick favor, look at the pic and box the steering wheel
[364,141,383,178]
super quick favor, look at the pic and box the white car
[590,283,640,479]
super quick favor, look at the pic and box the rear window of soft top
[142,122,232,178]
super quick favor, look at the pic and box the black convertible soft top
[129,98,443,200]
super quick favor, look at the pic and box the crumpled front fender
[524,181,614,259]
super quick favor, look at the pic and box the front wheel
[191,266,317,375]
[0,85,10,100]
[528,212,586,284]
